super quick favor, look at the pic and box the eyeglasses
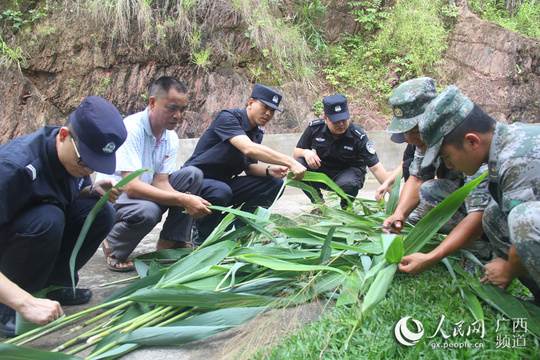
[70,133,88,167]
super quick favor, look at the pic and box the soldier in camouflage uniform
[382,78,491,241]
[418,85,540,303]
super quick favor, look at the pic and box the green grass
[469,0,540,38]
[255,265,539,359]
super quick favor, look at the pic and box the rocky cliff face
[444,5,540,123]
[1,1,538,145]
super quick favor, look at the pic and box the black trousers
[0,199,115,293]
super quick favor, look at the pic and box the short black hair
[442,105,496,149]
[149,76,188,99]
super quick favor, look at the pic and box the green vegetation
[0,33,25,71]
[192,46,213,69]
[0,7,48,35]
[324,0,458,105]
[0,4,48,71]
[4,172,539,359]
[256,265,540,360]
[469,0,540,38]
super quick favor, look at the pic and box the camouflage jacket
[409,147,490,213]
[488,122,540,215]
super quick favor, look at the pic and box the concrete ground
[25,180,382,359]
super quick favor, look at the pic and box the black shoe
[46,288,93,306]
[192,226,204,246]
[0,304,16,337]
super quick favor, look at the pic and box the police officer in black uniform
[185,84,306,244]
[0,96,127,336]
[293,94,389,208]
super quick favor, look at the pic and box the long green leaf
[324,207,382,226]
[0,343,81,359]
[469,282,540,338]
[403,171,487,255]
[319,226,336,264]
[284,179,323,204]
[168,306,266,327]
[69,169,152,291]
[196,212,236,249]
[279,235,383,255]
[119,325,232,345]
[441,258,484,321]
[102,271,162,304]
[380,233,404,264]
[159,241,236,287]
[91,344,137,360]
[227,278,295,296]
[386,170,402,215]
[286,171,352,208]
[361,263,397,315]
[230,246,318,260]
[236,254,347,276]
[127,288,285,308]
[337,268,362,306]
[206,205,273,224]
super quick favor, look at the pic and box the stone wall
[176,131,407,175]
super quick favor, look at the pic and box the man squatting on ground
[378,78,492,268]
[0,97,127,336]
[97,76,212,272]
[184,84,307,245]
[417,85,540,304]
[293,94,389,209]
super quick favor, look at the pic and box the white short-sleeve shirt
[96,108,179,184]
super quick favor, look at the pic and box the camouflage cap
[419,85,474,168]
[387,77,438,134]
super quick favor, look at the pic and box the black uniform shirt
[0,126,91,229]
[296,119,380,174]
[185,108,263,182]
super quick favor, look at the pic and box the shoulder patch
[309,119,325,127]
[366,140,376,154]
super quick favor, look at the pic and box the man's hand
[269,165,289,179]
[480,258,513,289]
[91,179,124,204]
[304,149,321,169]
[18,297,64,326]
[381,215,405,234]
[375,183,390,203]
[183,194,212,218]
[399,253,438,275]
[289,160,307,181]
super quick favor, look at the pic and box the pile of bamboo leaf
[1,171,539,358]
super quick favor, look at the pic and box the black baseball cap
[250,84,283,112]
[323,94,350,123]
[70,96,127,174]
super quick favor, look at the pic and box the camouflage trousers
[483,199,540,293]
[407,179,467,234]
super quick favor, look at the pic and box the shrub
[324,0,457,105]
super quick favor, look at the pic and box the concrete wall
[176,130,407,174]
